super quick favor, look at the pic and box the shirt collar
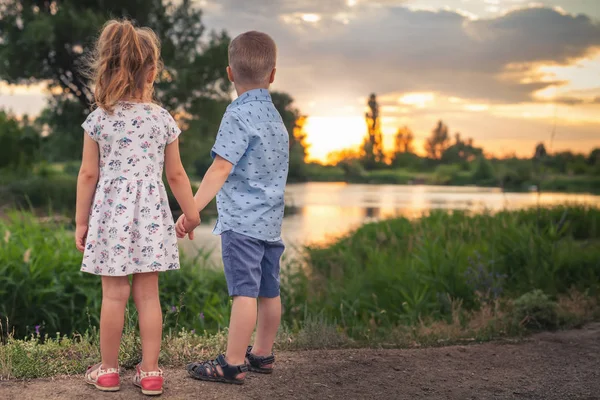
[230,88,272,108]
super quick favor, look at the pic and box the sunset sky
[1,0,599,162]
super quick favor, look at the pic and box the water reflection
[179,183,600,262]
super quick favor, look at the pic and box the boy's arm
[193,155,233,212]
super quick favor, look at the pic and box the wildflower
[199,312,204,320]
[23,248,32,263]
[35,325,40,335]
[191,330,196,335]
[170,306,177,313]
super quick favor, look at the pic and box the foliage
[0,112,40,173]
[0,212,228,339]
[0,174,77,212]
[472,156,496,185]
[361,93,385,169]
[513,290,558,331]
[425,120,450,159]
[292,206,600,338]
[271,92,309,183]
[393,126,415,154]
[440,133,483,165]
[0,0,233,169]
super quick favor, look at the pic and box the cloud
[201,2,600,107]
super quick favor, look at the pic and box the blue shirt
[211,89,289,241]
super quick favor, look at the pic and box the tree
[394,126,415,154]
[534,143,547,160]
[362,93,384,169]
[425,120,450,159]
[440,134,482,165]
[0,0,231,163]
[0,111,40,173]
[270,92,309,182]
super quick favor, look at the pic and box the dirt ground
[1,323,599,400]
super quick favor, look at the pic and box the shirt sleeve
[163,110,182,144]
[81,109,100,141]
[211,111,250,165]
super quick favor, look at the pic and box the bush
[292,205,600,338]
[513,290,558,331]
[0,174,77,212]
[0,212,227,339]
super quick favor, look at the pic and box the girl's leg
[100,276,131,369]
[132,272,162,371]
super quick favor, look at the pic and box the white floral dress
[81,102,181,276]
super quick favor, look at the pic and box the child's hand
[75,224,88,253]
[176,214,199,240]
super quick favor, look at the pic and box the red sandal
[133,364,164,396]
[84,363,120,392]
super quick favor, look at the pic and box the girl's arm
[165,138,200,229]
[75,133,100,252]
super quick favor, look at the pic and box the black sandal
[245,346,275,374]
[186,354,247,385]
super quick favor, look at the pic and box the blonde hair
[228,31,277,86]
[88,20,162,112]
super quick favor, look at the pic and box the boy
[176,30,288,384]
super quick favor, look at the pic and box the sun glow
[398,92,435,108]
[303,116,367,163]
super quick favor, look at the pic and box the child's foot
[133,364,164,396]
[245,346,275,374]
[84,363,120,392]
[186,354,247,385]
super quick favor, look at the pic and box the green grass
[0,212,229,338]
[285,205,600,339]
[1,205,600,379]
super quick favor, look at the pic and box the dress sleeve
[81,109,101,141]
[211,111,250,165]
[163,110,182,144]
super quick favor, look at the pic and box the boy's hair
[87,19,162,112]
[228,31,277,86]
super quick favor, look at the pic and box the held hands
[176,214,200,240]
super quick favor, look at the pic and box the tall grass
[0,212,229,338]
[1,206,599,342]
[288,205,600,338]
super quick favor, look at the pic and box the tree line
[0,0,309,182]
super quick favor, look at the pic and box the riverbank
[2,324,599,399]
[2,205,600,381]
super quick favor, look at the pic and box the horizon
[1,0,599,162]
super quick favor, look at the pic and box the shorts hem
[228,289,259,298]
[258,290,280,298]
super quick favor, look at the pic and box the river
[178,183,600,263]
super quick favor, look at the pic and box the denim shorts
[221,230,285,298]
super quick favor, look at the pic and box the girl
[75,20,199,396]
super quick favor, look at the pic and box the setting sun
[303,116,367,163]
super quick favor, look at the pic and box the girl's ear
[147,67,157,84]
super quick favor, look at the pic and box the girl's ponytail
[87,20,161,113]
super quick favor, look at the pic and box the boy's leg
[252,240,285,358]
[132,272,162,372]
[100,276,131,370]
[225,296,257,369]
[221,231,264,368]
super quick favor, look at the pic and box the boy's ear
[226,66,234,83]
[269,68,276,84]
